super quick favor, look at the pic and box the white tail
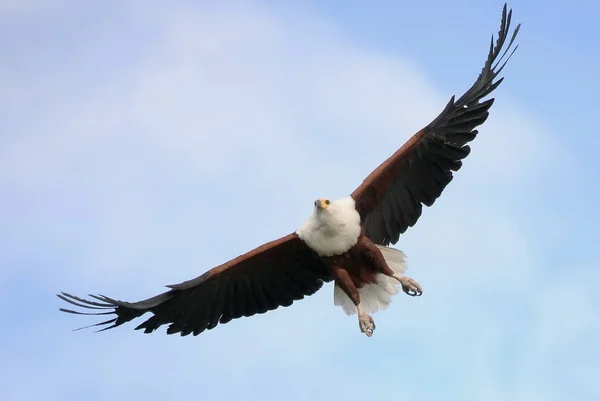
[333,245,408,315]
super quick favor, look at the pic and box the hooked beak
[314,199,329,210]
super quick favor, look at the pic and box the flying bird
[58,4,521,338]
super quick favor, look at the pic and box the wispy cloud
[0,2,597,401]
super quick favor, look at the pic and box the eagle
[58,4,520,338]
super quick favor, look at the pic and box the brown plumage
[58,3,520,338]
[59,234,331,336]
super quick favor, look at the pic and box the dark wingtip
[57,289,156,334]
[57,291,122,332]
[453,3,521,107]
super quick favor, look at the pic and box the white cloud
[0,2,596,401]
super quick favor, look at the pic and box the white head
[296,196,362,256]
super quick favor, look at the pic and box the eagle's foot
[358,313,375,337]
[394,275,423,297]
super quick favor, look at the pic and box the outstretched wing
[58,233,331,336]
[351,3,520,246]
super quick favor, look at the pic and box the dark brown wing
[58,233,331,336]
[351,3,520,246]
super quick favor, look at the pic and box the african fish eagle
[58,4,520,338]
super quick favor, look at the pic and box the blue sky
[1,1,599,400]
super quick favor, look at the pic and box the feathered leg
[329,264,375,337]
[361,237,423,297]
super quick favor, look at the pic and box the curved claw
[397,276,423,297]
[358,314,375,337]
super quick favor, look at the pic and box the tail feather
[333,246,408,315]
[375,245,407,275]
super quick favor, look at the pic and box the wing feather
[351,3,520,245]
[58,233,331,336]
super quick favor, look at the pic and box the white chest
[296,196,362,257]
